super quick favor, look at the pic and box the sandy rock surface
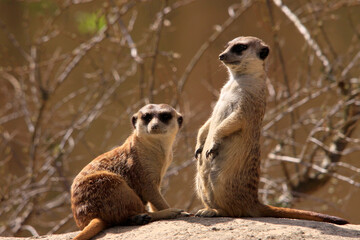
[3,217,360,240]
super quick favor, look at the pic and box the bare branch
[272,0,331,73]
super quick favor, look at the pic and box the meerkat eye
[230,44,248,54]
[141,113,153,124]
[159,112,172,123]
[177,116,183,128]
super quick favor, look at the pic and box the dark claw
[206,143,219,159]
[205,150,211,159]
[194,147,203,159]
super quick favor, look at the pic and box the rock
[3,217,360,240]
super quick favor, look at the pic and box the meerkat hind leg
[73,171,148,227]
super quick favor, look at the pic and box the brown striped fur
[194,36,348,225]
[71,104,185,240]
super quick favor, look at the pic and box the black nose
[219,54,225,61]
[151,124,159,130]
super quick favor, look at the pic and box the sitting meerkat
[71,104,185,240]
[194,36,348,225]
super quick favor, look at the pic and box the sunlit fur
[71,104,184,240]
[220,36,267,78]
[194,36,348,225]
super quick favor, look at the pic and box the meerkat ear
[131,115,137,129]
[258,46,269,60]
[177,116,183,128]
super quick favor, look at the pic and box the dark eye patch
[141,113,153,124]
[159,112,172,123]
[230,44,248,55]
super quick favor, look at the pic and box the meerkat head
[131,104,183,138]
[219,36,269,75]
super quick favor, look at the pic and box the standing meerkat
[71,104,185,240]
[194,36,348,225]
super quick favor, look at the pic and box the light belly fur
[196,93,246,208]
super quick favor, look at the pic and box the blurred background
[0,0,359,237]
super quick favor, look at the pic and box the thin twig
[272,0,331,73]
[174,2,253,106]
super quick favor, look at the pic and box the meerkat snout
[218,36,270,74]
[219,53,226,61]
[218,42,249,64]
[149,118,161,133]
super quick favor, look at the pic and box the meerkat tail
[259,204,349,225]
[73,218,106,240]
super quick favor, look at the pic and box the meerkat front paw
[180,211,193,217]
[168,209,192,218]
[195,208,220,217]
[167,208,187,218]
[205,142,220,159]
